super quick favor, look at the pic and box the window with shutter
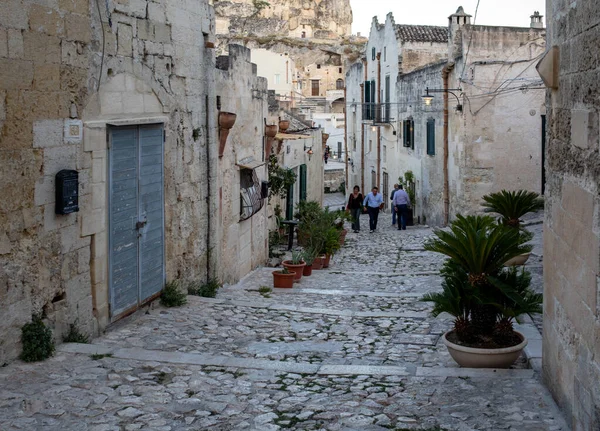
[426,118,435,156]
[364,81,371,120]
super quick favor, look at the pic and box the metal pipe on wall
[344,85,349,196]
[442,62,455,226]
[376,52,381,189]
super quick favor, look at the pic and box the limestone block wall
[215,45,269,284]
[0,0,217,364]
[544,1,600,429]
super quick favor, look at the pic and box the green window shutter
[299,164,307,201]
[403,120,409,147]
[427,119,435,155]
[409,119,414,150]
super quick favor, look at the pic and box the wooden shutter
[426,119,435,155]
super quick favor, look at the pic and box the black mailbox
[55,170,79,215]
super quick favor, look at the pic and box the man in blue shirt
[390,183,399,226]
[363,187,384,233]
[392,184,411,230]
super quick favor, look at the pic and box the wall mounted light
[421,87,463,112]
[371,125,377,132]
[306,148,314,161]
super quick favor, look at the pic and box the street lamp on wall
[304,143,314,161]
[422,87,463,112]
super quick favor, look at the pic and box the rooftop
[395,25,449,43]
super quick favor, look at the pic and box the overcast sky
[349,0,546,36]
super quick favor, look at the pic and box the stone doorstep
[245,267,440,278]
[514,317,543,372]
[57,343,536,379]
[187,296,429,319]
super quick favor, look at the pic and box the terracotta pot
[218,112,237,158]
[323,254,331,268]
[303,264,313,276]
[273,270,295,288]
[265,124,278,138]
[312,256,324,270]
[282,260,306,282]
[504,252,531,267]
[279,120,290,132]
[443,330,528,369]
[339,229,348,245]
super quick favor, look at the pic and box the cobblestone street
[0,218,567,431]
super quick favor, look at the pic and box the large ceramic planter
[443,330,528,369]
[282,260,306,282]
[303,264,313,276]
[218,112,237,158]
[323,254,331,268]
[273,270,295,288]
[505,252,531,267]
[313,256,325,270]
[279,120,290,132]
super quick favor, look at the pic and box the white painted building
[251,49,297,108]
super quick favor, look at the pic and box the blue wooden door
[109,125,165,318]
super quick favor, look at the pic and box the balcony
[362,103,393,124]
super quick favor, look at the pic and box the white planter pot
[504,252,531,266]
[443,330,527,369]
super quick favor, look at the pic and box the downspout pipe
[442,62,455,226]
[376,52,381,189]
[205,94,212,280]
[343,85,349,196]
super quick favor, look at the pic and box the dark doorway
[311,80,320,96]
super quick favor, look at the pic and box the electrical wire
[95,0,105,91]
[459,0,481,83]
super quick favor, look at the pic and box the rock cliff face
[214,0,353,39]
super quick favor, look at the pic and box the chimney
[530,11,544,29]
[448,6,472,60]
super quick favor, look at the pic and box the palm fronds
[482,190,544,227]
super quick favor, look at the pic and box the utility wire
[459,0,481,83]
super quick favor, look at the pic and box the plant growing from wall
[268,155,296,200]
[188,278,221,298]
[160,280,187,307]
[20,315,55,362]
[63,323,89,344]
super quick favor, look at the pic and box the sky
[349,0,546,36]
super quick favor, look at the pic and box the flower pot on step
[273,270,295,288]
[282,260,306,282]
[323,254,331,268]
[339,229,348,245]
[303,264,313,276]
[504,252,531,266]
[313,256,325,270]
[443,330,528,369]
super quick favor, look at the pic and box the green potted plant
[481,190,544,265]
[273,266,295,288]
[321,225,341,268]
[282,250,306,282]
[302,248,317,276]
[422,214,541,368]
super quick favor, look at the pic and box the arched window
[336,78,344,90]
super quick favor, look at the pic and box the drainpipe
[442,62,455,226]
[376,52,381,189]
[205,94,212,280]
[361,59,366,193]
[343,85,348,195]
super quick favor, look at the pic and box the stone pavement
[0,217,568,431]
[323,192,346,211]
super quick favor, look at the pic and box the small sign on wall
[64,119,83,143]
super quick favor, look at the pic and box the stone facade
[214,0,352,39]
[0,0,275,364]
[251,49,297,109]
[346,9,546,226]
[543,1,600,429]
[216,45,270,284]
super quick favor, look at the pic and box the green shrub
[160,280,187,307]
[63,323,89,344]
[20,315,55,362]
[188,278,221,298]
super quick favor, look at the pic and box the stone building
[0,0,280,363]
[250,49,298,109]
[346,8,546,225]
[542,1,600,429]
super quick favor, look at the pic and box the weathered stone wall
[324,168,344,192]
[214,0,352,39]
[216,45,269,284]
[401,41,448,74]
[451,24,546,217]
[0,0,217,364]
[544,1,600,429]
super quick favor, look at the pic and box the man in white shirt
[392,184,411,230]
[363,187,384,233]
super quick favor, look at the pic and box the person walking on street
[392,184,411,230]
[346,186,364,233]
[363,187,384,233]
[390,184,399,226]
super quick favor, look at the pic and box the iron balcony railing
[362,103,393,124]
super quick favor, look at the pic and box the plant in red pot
[302,248,317,276]
[282,250,306,282]
[273,267,295,288]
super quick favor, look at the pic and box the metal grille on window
[240,168,264,221]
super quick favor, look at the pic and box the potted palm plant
[282,250,306,282]
[422,215,542,368]
[273,267,295,288]
[481,190,544,266]
[302,248,317,276]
